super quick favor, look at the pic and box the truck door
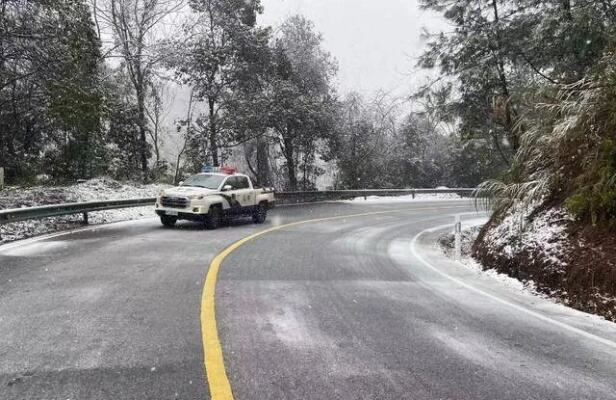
[234,176,256,208]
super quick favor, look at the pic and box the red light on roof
[220,166,236,175]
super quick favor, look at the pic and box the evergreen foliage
[421,0,616,227]
[0,0,104,182]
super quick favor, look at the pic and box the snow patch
[484,206,572,271]
[460,257,540,295]
[439,219,542,297]
[0,177,170,244]
[344,193,466,204]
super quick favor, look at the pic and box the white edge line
[410,221,616,351]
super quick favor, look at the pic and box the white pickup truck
[155,171,275,229]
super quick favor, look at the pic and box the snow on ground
[439,219,543,298]
[460,253,541,295]
[345,193,466,203]
[483,206,572,271]
[0,177,171,244]
[439,219,616,328]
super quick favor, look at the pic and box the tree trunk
[561,0,573,20]
[137,91,148,181]
[351,135,358,189]
[208,98,219,166]
[174,151,183,185]
[302,150,308,191]
[174,88,194,184]
[283,136,297,191]
[151,120,160,176]
[256,136,270,186]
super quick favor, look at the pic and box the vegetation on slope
[419,1,616,319]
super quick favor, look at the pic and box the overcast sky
[259,0,447,99]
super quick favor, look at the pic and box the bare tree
[145,79,174,178]
[172,88,194,185]
[95,0,184,181]
[173,0,267,167]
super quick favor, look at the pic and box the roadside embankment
[467,205,616,321]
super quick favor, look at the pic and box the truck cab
[155,169,275,229]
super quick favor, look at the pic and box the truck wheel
[205,206,222,230]
[160,215,177,228]
[252,202,268,224]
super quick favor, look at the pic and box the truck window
[222,176,249,190]
[236,176,250,189]
[181,173,226,189]
[223,177,237,190]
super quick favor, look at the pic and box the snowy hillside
[473,204,616,321]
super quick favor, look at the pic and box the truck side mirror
[222,184,233,191]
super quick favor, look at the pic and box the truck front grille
[161,196,189,209]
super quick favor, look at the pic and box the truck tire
[160,215,177,227]
[252,202,268,224]
[205,205,222,230]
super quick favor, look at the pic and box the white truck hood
[162,186,219,197]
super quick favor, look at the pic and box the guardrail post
[412,190,415,199]
[83,212,89,225]
[454,214,462,261]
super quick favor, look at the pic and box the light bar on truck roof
[201,165,237,175]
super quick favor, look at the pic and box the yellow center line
[200,205,471,399]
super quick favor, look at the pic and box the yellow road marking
[200,205,471,399]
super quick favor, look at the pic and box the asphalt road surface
[1,200,616,400]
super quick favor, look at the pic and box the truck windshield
[181,174,225,189]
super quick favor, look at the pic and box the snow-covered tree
[172,0,269,168]
[419,0,616,219]
[265,15,338,190]
[96,0,183,181]
[0,0,105,182]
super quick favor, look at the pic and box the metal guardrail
[0,198,156,225]
[275,188,475,204]
[0,188,475,235]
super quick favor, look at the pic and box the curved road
[1,200,615,399]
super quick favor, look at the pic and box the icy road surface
[1,200,615,399]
